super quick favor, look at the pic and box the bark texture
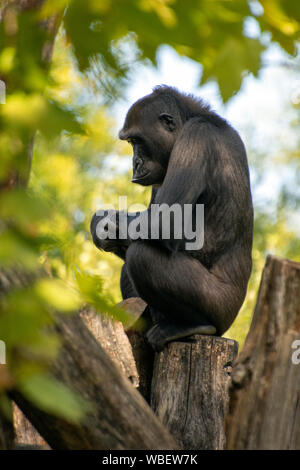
[0,268,176,450]
[80,302,140,388]
[151,334,238,450]
[226,255,300,450]
[11,313,177,450]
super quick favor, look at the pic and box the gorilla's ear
[159,113,176,132]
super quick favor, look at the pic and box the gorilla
[91,86,253,351]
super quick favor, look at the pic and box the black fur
[91,86,253,351]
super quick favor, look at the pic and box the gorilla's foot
[146,321,217,352]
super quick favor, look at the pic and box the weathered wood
[226,255,300,450]
[80,301,141,388]
[151,334,238,450]
[127,326,155,404]
[122,298,155,403]
[0,268,177,450]
[11,313,178,450]
[13,404,49,449]
[15,298,144,447]
[84,295,155,404]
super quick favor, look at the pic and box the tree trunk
[10,313,178,450]
[12,299,145,449]
[0,1,64,447]
[127,327,155,404]
[0,268,177,450]
[80,304,140,389]
[226,255,300,450]
[125,299,155,403]
[151,334,238,450]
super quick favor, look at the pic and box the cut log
[80,301,141,388]
[122,298,155,403]
[12,301,142,449]
[226,255,300,450]
[151,334,238,450]
[0,268,177,450]
[11,313,178,450]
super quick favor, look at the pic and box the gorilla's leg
[126,241,244,351]
[120,263,138,299]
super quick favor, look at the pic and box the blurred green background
[0,0,299,422]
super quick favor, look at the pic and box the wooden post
[127,327,154,404]
[226,255,300,450]
[151,335,238,450]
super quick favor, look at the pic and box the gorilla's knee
[126,242,156,296]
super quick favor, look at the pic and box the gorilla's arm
[143,119,214,250]
[155,118,211,206]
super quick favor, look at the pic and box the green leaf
[74,268,135,325]
[19,374,92,423]
[35,278,82,312]
[201,37,265,102]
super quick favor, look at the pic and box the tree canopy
[0,0,299,423]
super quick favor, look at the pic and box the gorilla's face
[119,97,178,186]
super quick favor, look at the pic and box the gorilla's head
[118,87,184,186]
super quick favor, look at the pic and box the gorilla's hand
[90,210,130,259]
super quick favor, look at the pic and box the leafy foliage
[0,0,299,424]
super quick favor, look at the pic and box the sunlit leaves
[1,92,83,137]
[74,269,135,326]
[201,37,264,101]
[257,0,300,55]
[35,278,81,312]
[62,0,266,102]
[0,287,52,346]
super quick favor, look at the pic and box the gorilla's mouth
[132,171,150,183]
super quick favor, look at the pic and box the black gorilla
[91,86,253,351]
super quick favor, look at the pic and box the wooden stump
[226,255,300,450]
[127,328,155,404]
[151,335,238,450]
